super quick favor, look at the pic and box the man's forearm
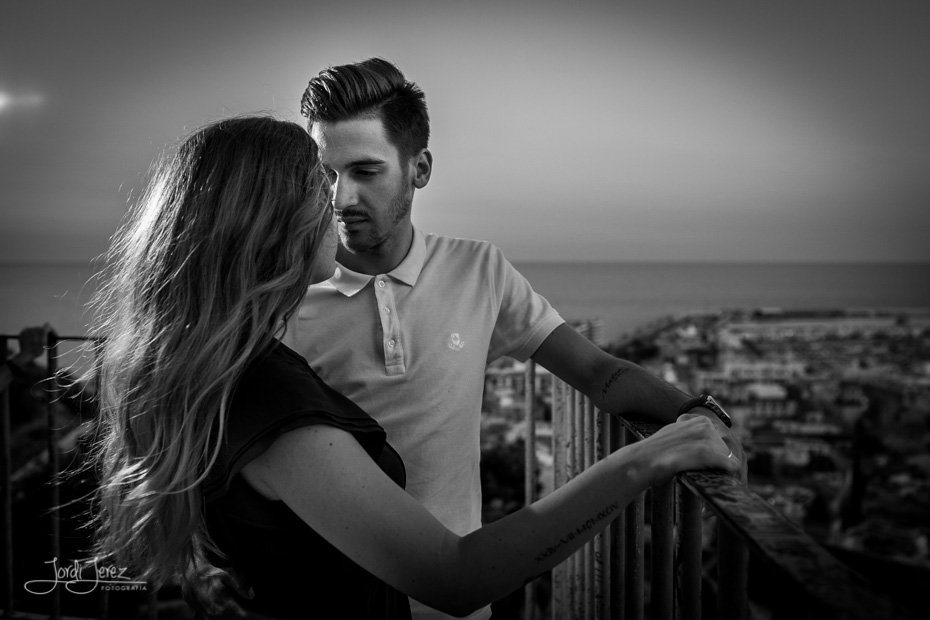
[532,324,744,476]
[533,324,689,425]
[589,357,689,425]
[588,356,745,480]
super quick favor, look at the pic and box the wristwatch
[678,394,732,428]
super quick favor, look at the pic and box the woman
[90,116,738,619]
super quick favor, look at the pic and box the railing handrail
[527,357,919,620]
[618,417,911,620]
[0,334,97,341]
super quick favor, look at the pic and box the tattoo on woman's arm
[601,368,628,399]
[533,502,620,563]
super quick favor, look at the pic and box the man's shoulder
[421,231,502,261]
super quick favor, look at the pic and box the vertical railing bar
[524,360,537,620]
[1,336,14,617]
[679,488,703,620]
[564,381,575,617]
[624,426,644,620]
[579,394,588,620]
[551,379,567,620]
[580,394,589,620]
[46,335,62,620]
[569,388,585,617]
[595,409,609,620]
[524,362,537,507]
[562,380,575,618]
[718,522,749,620]
[583,397,595,620]
[147,587,158,620]
[650,481,676,620]
[562,381,573,487]
[552,379,565,493]
[562,385,572,617]
[610,416,624,620]
[93,339,110,620]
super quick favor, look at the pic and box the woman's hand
[633,413,740,487]
[689,405,748,483]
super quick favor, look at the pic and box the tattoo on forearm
[534,502,620,563]
[601,368,628,400]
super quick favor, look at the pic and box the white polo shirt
[285,228,562,618]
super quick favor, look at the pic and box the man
[1,324,53,392]
[289,57,743,620]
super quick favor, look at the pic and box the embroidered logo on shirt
[448,333,465,351]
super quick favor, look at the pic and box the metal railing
[1,333,161,620]
[520,359,917,620]
[2,334,918,619]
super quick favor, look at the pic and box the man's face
[310,117,414,257]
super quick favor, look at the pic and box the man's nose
[332,178,359,209]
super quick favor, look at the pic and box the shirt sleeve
[486,244,564,363]
[202,343,387,502]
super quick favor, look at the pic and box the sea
[2,260,930,366]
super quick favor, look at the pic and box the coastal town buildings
[482,308,930,575]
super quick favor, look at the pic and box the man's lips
[336,212,367,224]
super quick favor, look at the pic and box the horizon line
[2,258,929,267]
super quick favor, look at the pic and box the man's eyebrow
[348,158,387,167]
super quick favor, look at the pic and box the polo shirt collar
[326,227,426,297]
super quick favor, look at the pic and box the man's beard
[339,182,412,255]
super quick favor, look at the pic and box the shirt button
[382,307,391,315]
[377,279,385,288]
[388,339,395,347]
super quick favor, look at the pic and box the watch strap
[678,394,732,428]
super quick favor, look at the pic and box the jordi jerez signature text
[23,557,147,595]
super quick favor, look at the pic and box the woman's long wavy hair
[88,116,332,590]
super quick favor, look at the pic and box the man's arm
[531,324,745,470]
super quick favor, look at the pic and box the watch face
[704,395,732,427]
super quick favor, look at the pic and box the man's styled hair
[300,58,429,162]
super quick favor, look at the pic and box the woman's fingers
[675,411,746,479]
[722,448,741,476]
[644,415,741,484]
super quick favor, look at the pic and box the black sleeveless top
[202,341,411,619]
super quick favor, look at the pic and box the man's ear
[412,149,432,189]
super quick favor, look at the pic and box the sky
[1,0,929,263]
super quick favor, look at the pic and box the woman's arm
[242,414,736,617]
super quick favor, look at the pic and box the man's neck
[337,225,414,275]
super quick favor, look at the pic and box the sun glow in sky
[1,0,929,263]
[0,90,43,112]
